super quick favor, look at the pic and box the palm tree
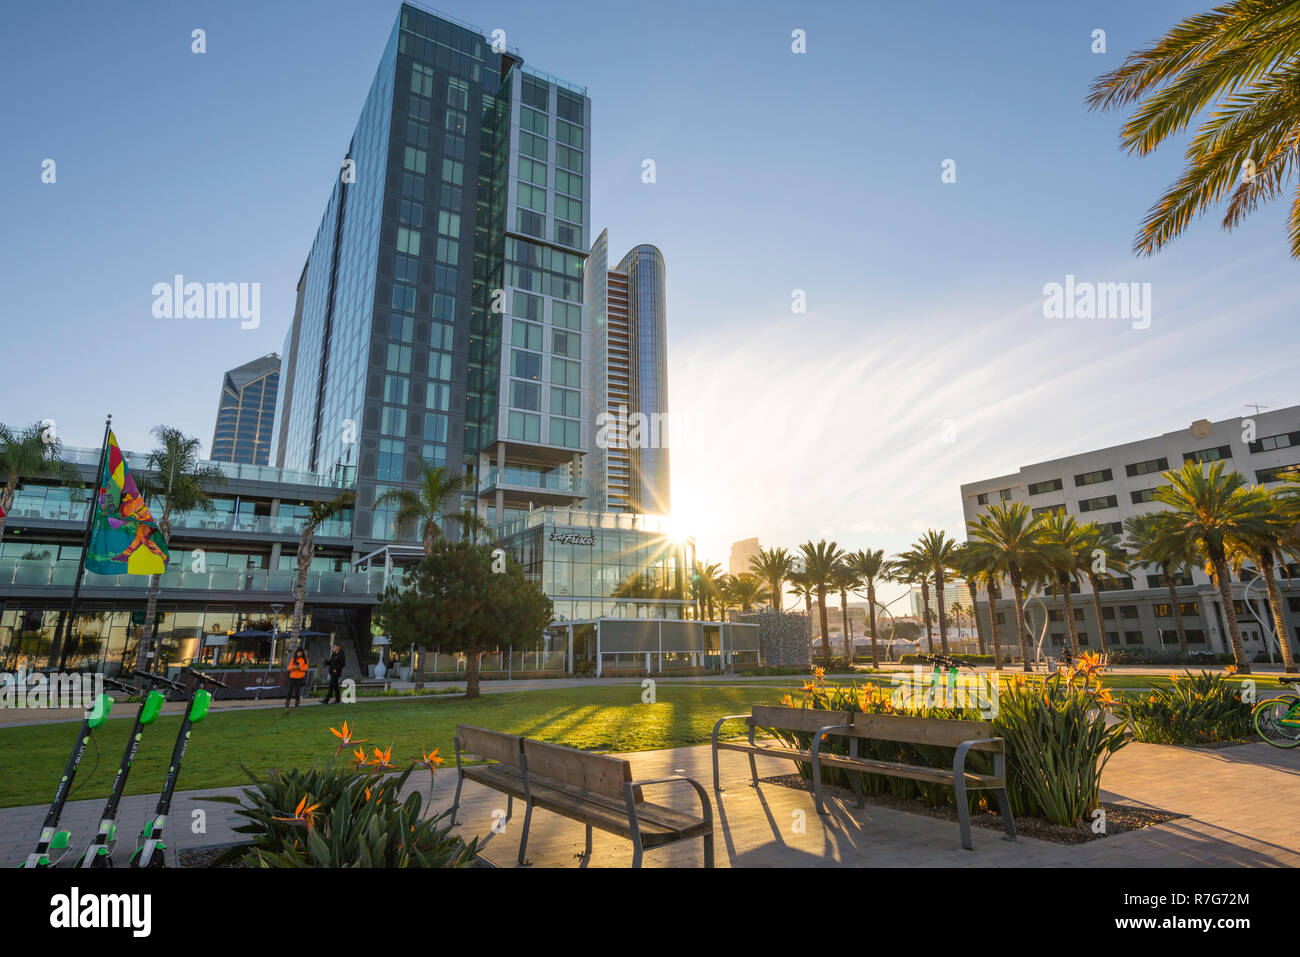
[830,562,862,662]
[799,540,844,663]
[290,492,355,654]
[1039,512,1091,656]
[967,502,1050,673]
[1225,488,1297,672]
[0,421,78,547]
[890,551,934,653]
[789,570,815,618]
[375,462,467,554]
[725,573,770,615]
[1152,460,1276,674]
[911,530,959,655]
[1087,1,1300,259]
[134,427,225,673]
[1124,512,1191,655]
[957,541,1008,667]
[693,561,723,620]
[452,507,496,545]
[748,546,796,613]
[843,548,889,667]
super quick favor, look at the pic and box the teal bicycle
[1253,675,1300,748]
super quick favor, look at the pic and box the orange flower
[412,747,445,772]
[1169,673,1180,683]
[1224,665,1238,676]
[1091,687,1117,708]
[779,694,794,708]
[353,745,369,768]
[329,721,366,755]
[811,666,826,683]
[272,794,322,831]
[371,745,396,770]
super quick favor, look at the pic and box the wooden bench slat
[850,713,999,748]
[456,724,524,767]
[523,739,632,802]
[750,705,852,734]
[817,752,1002,787]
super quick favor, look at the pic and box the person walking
[321,642,346,704]
[285,647,309,710]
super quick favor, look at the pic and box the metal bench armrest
[953,737,1005,781]
[809,723,854,761]
[627,775,714,829]
[712,713,755,749]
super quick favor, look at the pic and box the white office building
[959,405,1300,659]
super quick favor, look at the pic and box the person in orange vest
[285,647,310,710]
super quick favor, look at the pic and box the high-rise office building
[273,3,592,547]
[729,537,761,576]
[211,353,280,465]
[583,229,670,514]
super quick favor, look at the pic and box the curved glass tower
[584,231,670,514]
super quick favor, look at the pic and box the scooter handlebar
[187,669,228,689]
[132,669,187,692]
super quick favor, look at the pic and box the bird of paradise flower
[271,795,322,833]
[410,746,445,803]
[329,721,366,757]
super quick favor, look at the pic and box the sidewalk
[3,738,1297,868]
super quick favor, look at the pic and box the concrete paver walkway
[3,737,1296,868]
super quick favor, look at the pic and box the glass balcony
[0,560,384,597]
[61,446,354,490]
[479,467,583,495]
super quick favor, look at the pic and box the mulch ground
[759,773,1185,845]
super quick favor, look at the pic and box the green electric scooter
[73,670,184,868]
[20,675,133,868]
[130,668,227,868]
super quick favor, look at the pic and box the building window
[1028,478,1063,495]
[976,493,988,506]
[1031,504,1065,517]
[508,411,540,443]
[549,417,580,448]
[1183,445,1231,464]
[510,381,540,411]
[999,489,1013,501]
[1249,431,1300,453]
[1257,463,1300,484]
[1130,488,1159,504]
[380,406,407,437]
[1078,494,1118,513]
[512,320,542,352]
[511,350,541,381]
[377,439,403,482]
[550,387,579,418]
[1125,456,1168,477]
[1074,468,1113,487]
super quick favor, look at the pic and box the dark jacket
[325,649,346,676]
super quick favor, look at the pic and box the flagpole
[52,414,112,669]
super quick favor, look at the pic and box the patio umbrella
[230,628,273,638]
[294,629,330,638]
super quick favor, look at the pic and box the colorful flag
[86,431,169,576]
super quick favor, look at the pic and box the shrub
[1117,670,1251,745]
[204,764,478,868]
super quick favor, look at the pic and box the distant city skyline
[4,0,1299,588]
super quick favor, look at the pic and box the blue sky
[3,0,1298,583]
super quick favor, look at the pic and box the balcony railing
[61,446,352,489]
[4,500,350,539]
[479,467,583,495]
[0,560,401,596]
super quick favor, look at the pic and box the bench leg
[954,777,973,850]
[703,832,714,868]
[584,824,593,859]
[996,788,1017,842]
[450,773,463,826]
[812,758,827,816]
[505,794,513,823]
[712,744,722,792]
[748,753,759,788]
[848,739,865,809]
[517,801,533,866]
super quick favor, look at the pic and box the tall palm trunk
[919,580,934,653]
[867,582,880,668]
[816,586,830,662]
[1009,564,1033,673]
[1259,548,1297,673]
[1059,573,1079,656]
[1085,572,1110,656]
[133,514,172,676]
[1209,547,1250,674]
[966,579,986,655]
[290,528,312,657]
[934,571,949,654]
[1162,561,1189,656]
[0,475,17,546]
[987,578,1004,670]
[840,587,852,662]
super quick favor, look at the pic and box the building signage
[550,531,596,547]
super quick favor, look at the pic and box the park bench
[712,706,1016,850]
[451,724,714,868]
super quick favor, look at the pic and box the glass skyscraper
[584,230,670,514]
[211,353,281,465]
[272,3,592,548]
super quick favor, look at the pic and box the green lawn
[0,684,799,809]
